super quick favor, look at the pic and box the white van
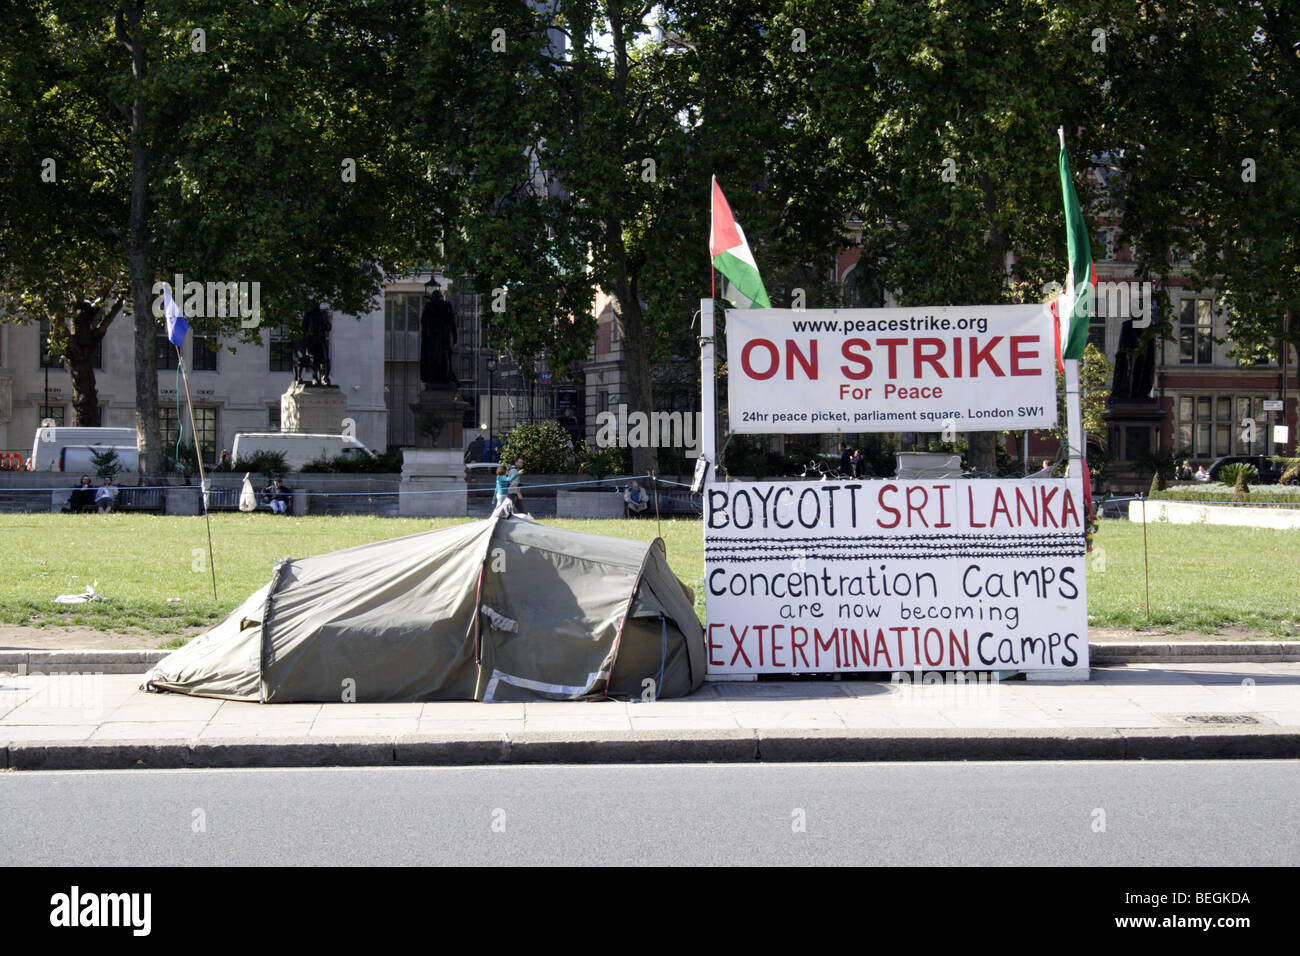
[29,426,140,473]
[231,432,377,471]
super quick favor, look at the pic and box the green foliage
[89,447,121,479]
[1101,2,1300,367]
[575,441,631,480]
[500,420,573,474]
[233,450,289,476]
[1275,457,1300,484]
[1135,445,1190,488]
[719,434,784,479]
[165,441,199,479]
[1152,487,1300,505]
[417,412,446,445]
[1219,463,1259,490]
[299,451,404,474]
[1149,472,1163,497]
[1052,344,1113,448]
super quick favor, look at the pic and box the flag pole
[175,346,218,600]
[709,175,716,301]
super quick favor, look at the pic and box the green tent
[145,515,705,702]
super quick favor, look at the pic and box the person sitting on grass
[95,476,119,514]
[624,480,649,517]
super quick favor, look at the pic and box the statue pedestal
[409,387,469,449]
[1104,400,1167,494]
[399,449,467,517]
[282,383,347,434]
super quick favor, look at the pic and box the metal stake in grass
[1141,494,1150,624]
[653,472,662,540]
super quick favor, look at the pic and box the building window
[1087,316,1106,353]
[38,319,102,370]
[38,404,66,426]
[1177,394,1269,458]
[192,335,218,372]
[156,329,175,371]
[1178,298,1214,365]
[268,404,281,431]
[269,325,294,372]
[384,292,423,333]
[161,405,218,464]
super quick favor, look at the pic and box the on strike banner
[704,479,1089,674]
[727,305,1057,433]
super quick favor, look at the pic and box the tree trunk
[119,1,163,479]
[65,340,101,427]
[965,176,1009,477]
[63,297,122,427]
[967,431,998,476]
[605,241,655,475]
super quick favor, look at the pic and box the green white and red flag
[710,176,770,309]
[1053,128,1096,372]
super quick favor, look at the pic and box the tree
[0,1,131,426]
[1052,341,1111,451]
[1101,3,1300,406]
[790,0,1106,471]
[1,1,446,472]
[424,1,851,473]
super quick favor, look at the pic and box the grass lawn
[0,513,1295,640]
[1085,519,1299,636]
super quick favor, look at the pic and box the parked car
[1206,455,1283,485]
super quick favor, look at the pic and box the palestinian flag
[1054,129,1096,372]
[710,176,770,309]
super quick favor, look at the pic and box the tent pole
[175,346,218,600]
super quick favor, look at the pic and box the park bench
[115,486,166,513]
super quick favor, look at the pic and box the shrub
[575,440,630,479]
[89,447,122,478]
[1150,486,1300,505]
[1218,462,1258,489]
[299,450,404,473]
[233,449,289,475]
[164,441,199,478]
[500,420,573,473]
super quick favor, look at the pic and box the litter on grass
[54,582,104,604]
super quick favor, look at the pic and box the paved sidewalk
[2,662,1298,768]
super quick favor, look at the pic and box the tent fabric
[145,515,705,703]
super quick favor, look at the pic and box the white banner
[704,479,1089,674]
[726,305,1058,433]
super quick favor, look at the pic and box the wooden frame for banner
[699,297,1088,683]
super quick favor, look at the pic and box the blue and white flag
[163,283,188,347]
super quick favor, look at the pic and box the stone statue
[1111,318,1156,401]
[419,289,459,387]
[294,304,332,387]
